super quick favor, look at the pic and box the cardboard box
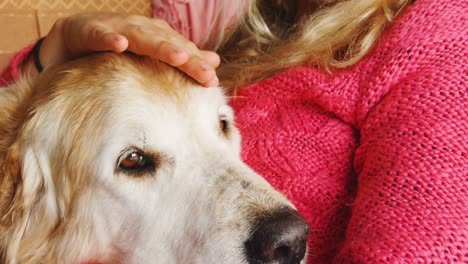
[0,0,152,70]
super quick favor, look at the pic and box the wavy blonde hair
[212,0,413,90]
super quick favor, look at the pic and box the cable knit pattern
[230,0,467,262]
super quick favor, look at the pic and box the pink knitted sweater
[230,0,467,262]
[1,0,467,263]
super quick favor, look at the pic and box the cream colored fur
[0,53,299,263]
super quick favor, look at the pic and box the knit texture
[1,0,467,263]
[230,0,467,262]
[0,44,34,87]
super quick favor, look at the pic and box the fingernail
[200,61,212,71]
[112,35,128,52]
[169,45,183,54]
[113,35,125,42]
[207,76,219,87]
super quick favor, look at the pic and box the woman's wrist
[32,37,45,72]
[18,47,39,78]
[18,19,67,78]
[39,19,68,70]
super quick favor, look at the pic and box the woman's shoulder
[380,0,466,53]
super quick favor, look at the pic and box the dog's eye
[119,150,155,174]
[219,118,230,134]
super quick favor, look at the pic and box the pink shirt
[152,0,243,45]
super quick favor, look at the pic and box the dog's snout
[244,208,310,264]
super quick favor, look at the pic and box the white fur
[0,55,304,264]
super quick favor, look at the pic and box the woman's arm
[1,13,220,87]
[334,42,467,263]
[0,44,35,87]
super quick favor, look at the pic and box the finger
[178,57,219,87]
[106,34,128,53]
[118,21,219,86]
[123,27,188,63]
[201,76,220,87]
[200,50,221,68]
[122,28,214,80]
[82,25,128,53]
[157,41,190,66]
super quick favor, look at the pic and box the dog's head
[0,53,309,264]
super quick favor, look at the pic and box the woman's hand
[38,13,220,86]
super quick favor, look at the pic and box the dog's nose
[244,208,310,264]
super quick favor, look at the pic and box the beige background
[0,0,152,70]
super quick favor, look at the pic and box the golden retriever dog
[0,53,310,264]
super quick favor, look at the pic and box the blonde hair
[213,0,413,90]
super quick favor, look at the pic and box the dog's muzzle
[244,207,310,264]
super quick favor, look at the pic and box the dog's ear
[0,79,35,222]
[0,78,33,123]
[0,141,25,263]
[0,142,22,227]
[0,140,59,263]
